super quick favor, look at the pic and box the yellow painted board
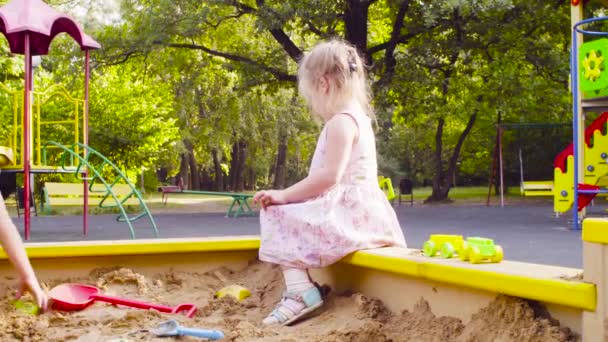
[0,165,80,172]
[1,237,595,312]
[583,218,608,244]
[524,191,554,197]
[45,183,136,196]
[342,249,596,311]
[522,181,554,188]
[48,198,139,206]
[5,237,262,259]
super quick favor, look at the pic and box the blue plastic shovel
[151,319,224,340]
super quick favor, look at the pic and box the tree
[86,0,572,198]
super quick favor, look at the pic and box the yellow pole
[74,98,79,158]
[571,1,585,220]
[35,92,40,166]
[12,92,18,166]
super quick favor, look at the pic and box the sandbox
[0,235,601,341]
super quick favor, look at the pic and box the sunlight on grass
[145,192,233,205]
[410,186,548,202]
[2,186,561,217]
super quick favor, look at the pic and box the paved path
[13,203,589,268]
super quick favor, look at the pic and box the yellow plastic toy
[13,299,39,315]
[214,285,251,301]
[459,237,504,264]
[378,176,396,201]
[423,234,465,258]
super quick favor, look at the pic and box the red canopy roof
[0,0,100,55]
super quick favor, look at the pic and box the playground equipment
[0,0,97,240]
[487,122,570,207]
[378,175,396,201]
[159,185,254,218]
[0,145,13,166]
[553,113,608,214]
[0,0,157,239]
[0,83,87,171]
[564,14,608,229]
[43,142,158,239]
[422,234,464,258]
[459,237,503,264]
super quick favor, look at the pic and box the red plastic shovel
[49,283,197,317]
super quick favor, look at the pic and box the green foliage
[88,63,179,172]
[0,0,577,194]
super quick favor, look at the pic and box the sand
[0,261,579,342]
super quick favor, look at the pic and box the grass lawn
[412,186,520,200]
[3,186,558,217]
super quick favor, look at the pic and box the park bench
[42,182,140,213]
[520,181,554,197]
[158,186,255,218]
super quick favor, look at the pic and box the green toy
[459,237,503,264]
[422,234,464,258]
[13,299,39,315]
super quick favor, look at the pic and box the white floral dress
[259,110,407,268]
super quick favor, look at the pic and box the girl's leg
[262,266,323,325]
[283,266,314,292]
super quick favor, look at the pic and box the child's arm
[0,196,48,311]
[254,114,357,207]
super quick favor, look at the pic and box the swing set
[487,122,570,207]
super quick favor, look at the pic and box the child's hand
[253,190,288,209]
[18,276,48,312]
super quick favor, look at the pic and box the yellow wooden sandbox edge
[583,218,608,245]
[0,236,594,311]
[2,236,262,258]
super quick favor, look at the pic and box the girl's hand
[253,190,288,209]
[18,276,48,312]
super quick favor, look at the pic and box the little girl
[253,39,406,326]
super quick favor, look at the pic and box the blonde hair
[298,39,374,120]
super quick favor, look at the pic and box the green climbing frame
[42,141,159,239]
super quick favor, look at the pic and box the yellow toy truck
[459,237,503,264]
[422,234,465,259]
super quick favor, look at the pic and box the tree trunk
[273,132,288,189]
[344,0,369,60]
[179,153,189,190]
[426,118,447,202]
[229,141,239,191]
[200,167,211,190]
[426,112,479,203]
[445,113,477,188]
[184,139,200,190]
[235,140,248,192]
[248,168,256,190]
[212,148,224,191]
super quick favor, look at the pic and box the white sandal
[263,286,324,326]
